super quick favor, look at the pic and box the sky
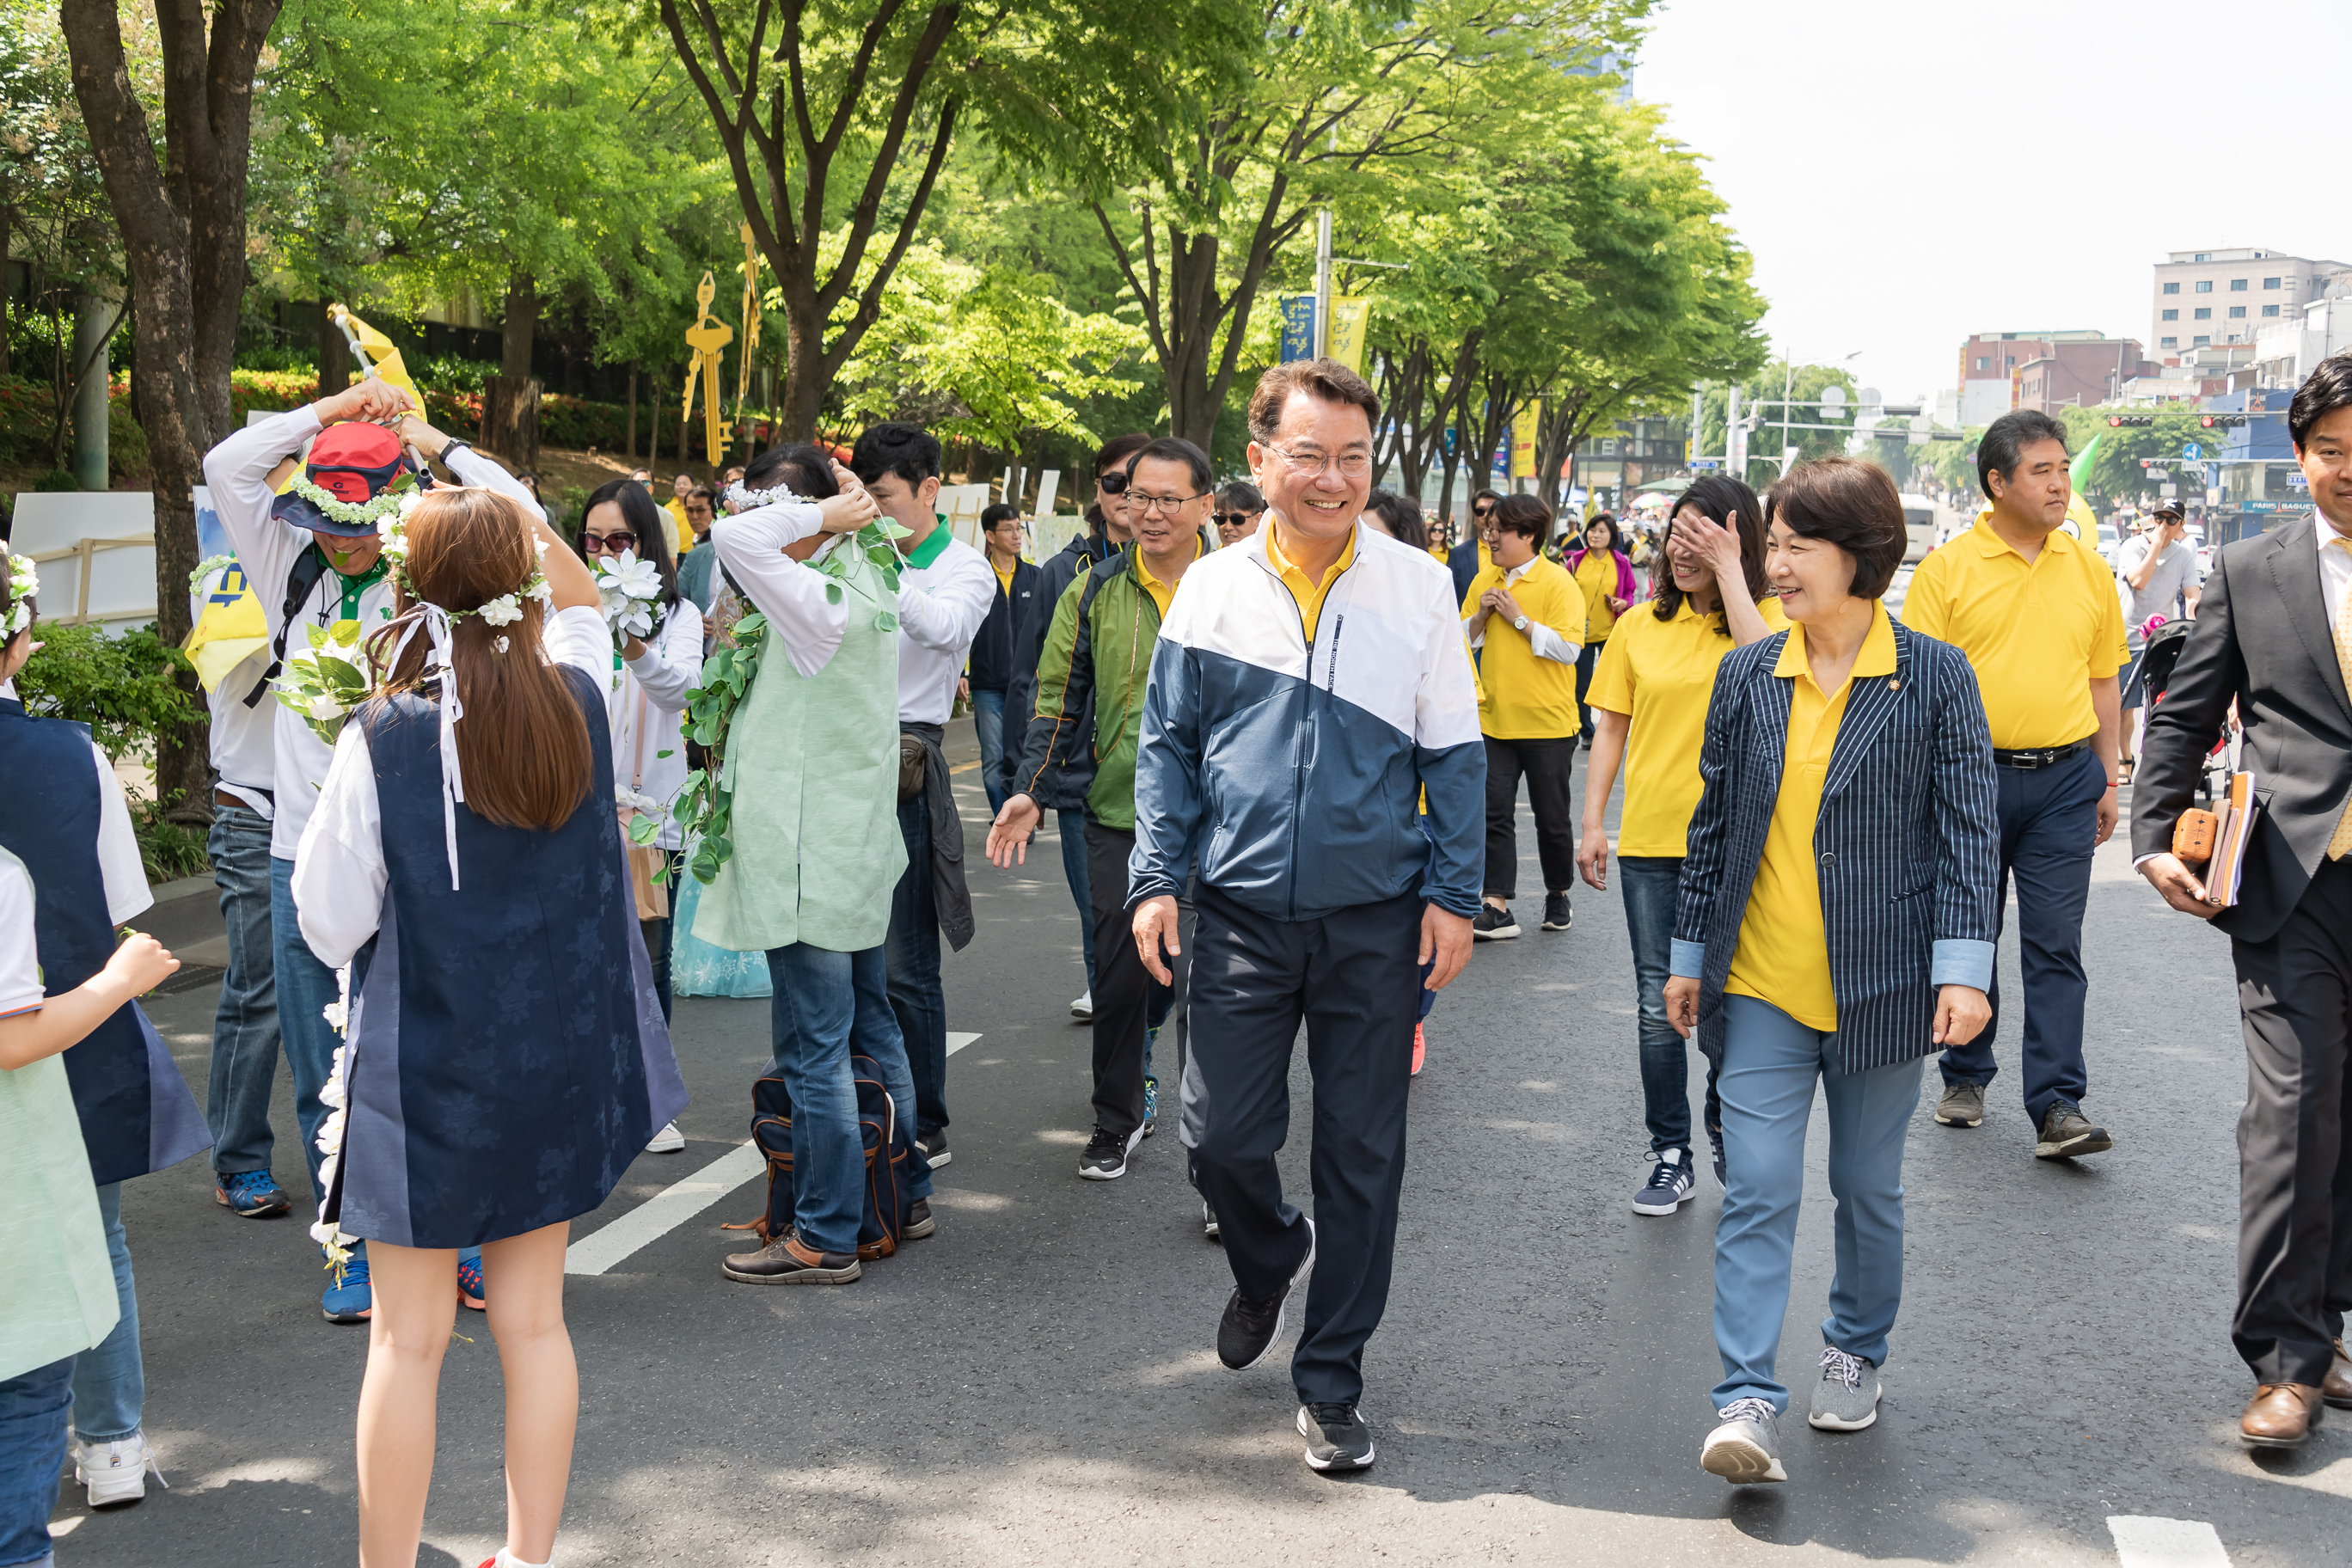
[1633,0,2343,407]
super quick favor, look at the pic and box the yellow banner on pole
[1326,297,1372,375]
[1510,401,1541,480]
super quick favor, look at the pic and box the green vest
[691,538,906,953]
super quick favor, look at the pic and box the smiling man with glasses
[989,438,1212,1184]
[1125,359,1483,1473]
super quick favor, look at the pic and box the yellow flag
[1510,401,1541,480]
[1326,297,1372,375]
[328,305,426,416]
[184,560,269,694]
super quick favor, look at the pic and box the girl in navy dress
[290,410,685,1568]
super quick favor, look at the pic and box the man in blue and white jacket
[1130,359,1483,1473]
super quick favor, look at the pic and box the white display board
[9,492,159,633]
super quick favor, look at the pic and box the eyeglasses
[1265,443,1372,480]
[1213,512,1257,527]
[1129,492,1205,515]
[1096,470,1131,496]
[584,532,638,554]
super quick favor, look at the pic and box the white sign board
[9,492,159,633]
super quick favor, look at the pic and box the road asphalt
[41,717,2334,1567]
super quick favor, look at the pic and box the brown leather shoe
[2324,1340,2352,1411]
[2241,1382,2325,1448]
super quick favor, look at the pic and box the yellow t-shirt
[1900,518,2126,750]
[1724,604,1899,1032]
[994,561,1015,599]
[1133,536,1201,621]
[660,498,686,560]
[1575,552,1621,642]
[1461,555,1583,739]
[1265,524,1356,644]
[1588,594,1790,857]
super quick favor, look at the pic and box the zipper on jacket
[1250,537,1362,922]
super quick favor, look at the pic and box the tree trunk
[0,204,11,381]
[316,297,348,396]
[61,0,280,818]
[625,360,638,462]
[648,365,664,470]
[500,270,536,383]
[480,377,541,470]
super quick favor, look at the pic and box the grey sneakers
[2035,1100,2113,1159]
[1808,1347,1881,1431]
[1700,1397,1785,1484]
[1934,1081,1985,1127]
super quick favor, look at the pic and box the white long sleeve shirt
[707,501,851,677]
[610,603,704,850]
[291,604,610,968]
[203,406,550,859]
[894,530,996,724]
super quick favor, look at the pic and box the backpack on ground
[745,1056,914,1259]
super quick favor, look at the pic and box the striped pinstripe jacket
[1669,616,2000,1074]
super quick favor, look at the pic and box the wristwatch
[436,438,471,464]
[1513,616,1529,632]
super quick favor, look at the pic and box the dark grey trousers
[1084,822,1193,1142]
[2230,854,2352,1386]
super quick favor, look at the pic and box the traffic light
[2108,415,2153,428]
[2200,413,2247,429]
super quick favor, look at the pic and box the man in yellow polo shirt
[1902,409,2126,1161]
[1463,493,1584,939]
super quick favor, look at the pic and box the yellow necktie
[2329,538,2352,860]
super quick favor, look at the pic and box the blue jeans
[765,942,934,1256]
[1938,748,2102,1126]
[1712,995,1925,1413]
[0,1356,72,1566]
[205,805,280,1175]
[1620,855,1717,1157]
[885,793,950,1139]
[1058,808,1095,995]
[269,855,344,1202]
[69,1183,140,1442]
[971,689,1009,817]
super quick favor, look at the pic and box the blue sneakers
[321,1241,372,1323]
[1143,1075,1159,1131]
[215,1169,291,1218]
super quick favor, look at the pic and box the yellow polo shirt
[1900,518,2126,750]
[1724,603,1898,1032]
[1588,594,1790,857]
[1133,536,1201,621]
[1266,524,1356,643]
[1575,552,1622,642]
[1461,555,1583,738]
[994,561,1014,598]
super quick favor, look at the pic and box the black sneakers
[1633,1148,1697,1216]
[2035,1100,2113,1159]
[1298,1402,1375,1471]
[915,1130,951,1168]
[1218,1219,1315,1370]
[1079,1125,1141,1180]
[902,1197,935,1240]
[1472,903,1520,940]
[1541,891,1573,931]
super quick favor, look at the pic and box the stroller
[2132,617,2230,805]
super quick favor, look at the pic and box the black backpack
[748,1056,914,1260]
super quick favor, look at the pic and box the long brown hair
[367,488,591,830]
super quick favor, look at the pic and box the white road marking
[566,1141,764,1276]
[2108,1516,2232,1568]
[947,1031,981,1055]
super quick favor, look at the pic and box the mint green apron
[692,538,906,953]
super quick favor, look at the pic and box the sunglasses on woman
[584,531,638,554]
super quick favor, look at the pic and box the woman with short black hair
[1664,455,1999,1485]
[1565,512,1636,741]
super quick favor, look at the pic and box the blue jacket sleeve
[1927,643,2000,989]
[1674,644,1753,958]
[1128,634,1204,906]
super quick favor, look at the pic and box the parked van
[1898,493,1936,562]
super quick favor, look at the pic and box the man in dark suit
[1449,489,1501,605]
[2135,352,2352,1449]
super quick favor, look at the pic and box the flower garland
[187,553,239,595]
[3,550,36,640]
[374,496,554,630]
[723,479,808,512]
[289,470,414,530]
[311,969,358,1271]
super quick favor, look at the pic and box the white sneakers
[72,1429,162,1507]
[646,1121,685,1153]
[1070,989,1093,1020]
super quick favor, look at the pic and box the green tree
[2058,404,2217,505]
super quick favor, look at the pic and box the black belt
[1993,740,2089,769]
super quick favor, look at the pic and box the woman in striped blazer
[1662,456,2000,1485]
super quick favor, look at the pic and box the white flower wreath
[291,471,413,529]
[2,550,36,640]
[724,480,809,511]
[375,502,551,624]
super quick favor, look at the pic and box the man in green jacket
[989,438,1212,1183]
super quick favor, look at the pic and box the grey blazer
[1669,616,2001,1074]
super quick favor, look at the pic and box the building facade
[1958,331,2160,420]
[2150,248,2351,356]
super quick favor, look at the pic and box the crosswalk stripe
[2108,1516,2232,1567]
[565,1141,764,1276]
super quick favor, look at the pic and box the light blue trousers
[1711,995,1924,1413]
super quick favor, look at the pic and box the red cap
[306,422,406,503]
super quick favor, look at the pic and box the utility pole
[1313,208,1332,360]
[1725,385,1744,479]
